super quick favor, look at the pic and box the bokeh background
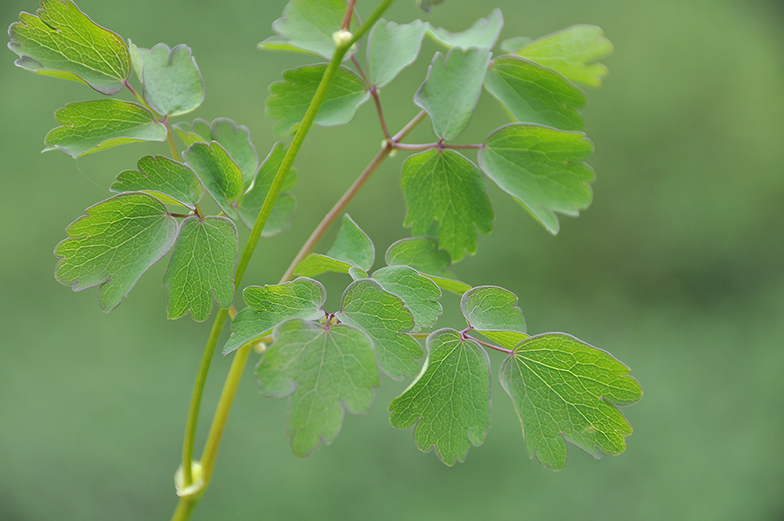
[2,0,783,519]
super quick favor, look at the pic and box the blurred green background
[2,0,783,519]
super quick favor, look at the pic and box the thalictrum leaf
[366,19,427,88]
[478,123,594,234]
[237,143,297,235]
[294,254,352,277]
[499,333,642,470]
[402,149,493,262]
[337,278,423,380]
[371,265,442,332]
[389,328,491,465]
[257,319,379,457]
[426,8,503,49]
[43,100,167,158]
[266,64,370,136]
[500,36,532,54]
[517,25,613,88]
[484,55,586,131]
[111,155,204,209]
[128,42,204,116]
[54,192,177,311]
[385,236,452,276]
[349,266,369,280]
[223,277,326,355]
[327,214,375,271]
[172,119,210,146]
[8,0,131,95]
[182,141,244,219]
[425,275,472,296]
[461,286,528,348]
[268,0,358,59]
[415,47,491,140]
[163,216,236,322]
[257,35,320,55]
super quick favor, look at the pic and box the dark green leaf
[327,214,374,271]
[372,265,442,332]
[269,0,358,59]
[182,141,244,219]
[257,319,379,457]
[367,19,427,88]
[44,100,167,158]
[54,193,177,311]
[129,42,204,116]
[499,334,642,470]
[389,328,491,465]
[461,286,527,348]
[478,123,594,234]
[426,8,503,49]
[8,0,131,95]
[237,143,297,235]
[111,155,204,209]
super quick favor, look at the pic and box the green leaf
[269,0,358,60]
[367,19,427,88]
[517,25,613,88]
[327,214,375,271]
[8,0,131,95]
[415,47,491,140]
[417,0,445,13]
[425,275,472,296]
[237,143,297,236]
[257,319,379,457]
[294,254,352,277]
[172,119,211,147]
[426,8,503,50]
[499,333,642,470]
[182,141,245,219]
[128,42,204,116]
[44,100,167,158]
[224,277,326,355]
[266,64,369,136]
[337,278,423,380]
[389,328,491,465]
[257,36,320,55]
[478,123,594,234]
[111,155,204,209]
[163,216,237,322]
[349,266,369,280]
[484,55,586,131]
[461,286,527,348]
[385,236,451,276]
[500,36,532,54]
[54,193,177,311]
[402,149,493,262]
[371,266,441,332]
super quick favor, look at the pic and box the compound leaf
[8,0,131,95]
[267,64,369,136]
[371,265,442,332]
[499,333,642,470]
[389,328,491,465]
[111,155,204,209]
[426,8,503,49]
[478,124,594,235]
[367,19,427,88]
[54,192,177,311]
[257,319,379,458]
[44,100,167,158]
[337,278,423,380]
[415,47,491,140]
[517,25,613,88]
[327,214,374,271]
[461,286,527,348]
[163,216,237,322]
[402,149,493,262]
[182,141,244,219]
[269,0,358,59]
[129,42,204,116]
[484,55,586,131]
[237,143,297,235]
[224,277,326,355]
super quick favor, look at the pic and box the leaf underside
[111,155,204,209]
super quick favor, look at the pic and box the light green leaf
[461,286,527,348]
[8,0,131,95]
[269,0,358,59]
[389,328,491,465]
[372,265,441,332]
[111,155,204,209]
[484,55,586,131]
[337,278,423,380]
[54,193,177,311]
[415,48,491,140]
[499,333,642,470]
[426,8,503,50]
[129,42,204,116]
[367,19,427,88]
[425,275,472,296]
[327,214,375,271]
[237,143,297,236]
[44,100,167,158]
[402,149,493,262]
[172,119,211,147]
[293,254,352,278]
[478,123,594,234]
[224,277,326,355]
[500,36,532,54]
[266,64,369,136]
[385,236,451,276]
[517,25,613,88]
[163,216,236,322]
[182,141,244,219]
[257,319,379,457]
[257,36,320,55]
[349,266,369,280]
